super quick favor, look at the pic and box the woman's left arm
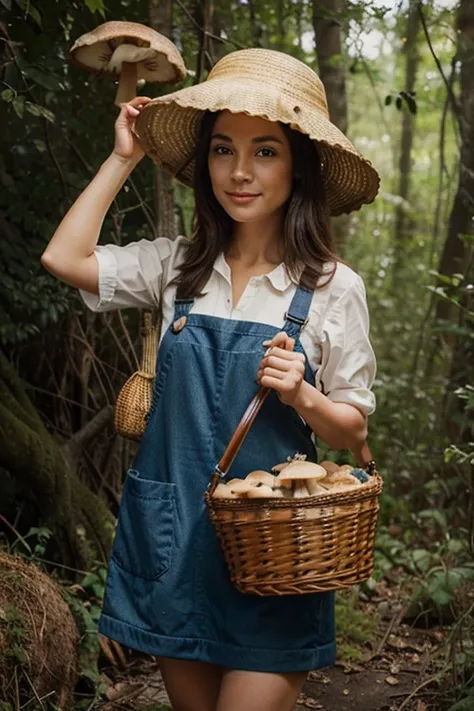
[258,277,376,451]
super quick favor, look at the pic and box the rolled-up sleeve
[315,276,376,416]
[79,236,188,312]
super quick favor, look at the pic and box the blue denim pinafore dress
[99,285,336,672]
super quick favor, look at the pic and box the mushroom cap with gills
[275,460,327,486]
[70,21,186,83]
[306,479,330,496]
[245,470,275,488]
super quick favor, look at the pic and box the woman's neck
[226,213,285,267]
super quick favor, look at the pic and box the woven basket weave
[205,388,382,596]
[114,311,157,440]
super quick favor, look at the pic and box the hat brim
[134,79,380,216]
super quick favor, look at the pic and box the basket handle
[209,386,376,491]
[210,386,270,489]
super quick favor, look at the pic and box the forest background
[0,0,473,710]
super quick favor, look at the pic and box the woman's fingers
[264,347,305,362]
[262,331,295,352]
[259,367,285,381]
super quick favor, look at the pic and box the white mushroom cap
[246,485,275,498]
[306,479,329,496]
[212,483,238,499]
[275,460,327,485]
[271,460,291,473]
[70,21,186,105]
[245,470,275,488]
[226,480,254,496]
[324,471,361,486]
[337,464,354,474]
[320,460,339,474]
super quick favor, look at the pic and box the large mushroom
[70,21,187,106]
[275,461,327,498]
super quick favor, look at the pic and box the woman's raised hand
[257,331,306,406]
[113,96,153,163]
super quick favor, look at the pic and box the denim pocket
[112,470,175,580]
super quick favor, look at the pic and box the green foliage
[335,590,378,661]
[63,566,108,691]
[0,603,27,666]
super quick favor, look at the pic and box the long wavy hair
[175,111,339,299]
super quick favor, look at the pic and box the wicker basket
[205,387,383,596]
[114,311,158,440]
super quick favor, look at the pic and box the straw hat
[134,48,380,215]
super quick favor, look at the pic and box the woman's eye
[257,148,276,158]
[213,145,232,155]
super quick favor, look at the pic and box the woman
[42,48,379,711]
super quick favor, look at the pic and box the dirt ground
[96,622,449,711]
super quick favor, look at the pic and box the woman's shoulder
[320,261,365,299]
[142,234,191,263]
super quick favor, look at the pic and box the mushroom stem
[293,480,309,498]
[115,62,138,106]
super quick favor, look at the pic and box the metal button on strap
[172,316,187,333]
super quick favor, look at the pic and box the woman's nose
[230,155,253,182]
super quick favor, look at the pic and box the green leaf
[36,106,56,123]
[429,587,452,606]
[12,96,25,118]
[412,548,432,572]
[81,572,99,588]
[1,88,14,102]
[15,55,59,92]
[14,0,41,25]
[84,0,106,17]
[25,101,42,117]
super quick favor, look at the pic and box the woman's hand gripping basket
[204,387,383,597]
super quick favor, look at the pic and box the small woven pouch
[114,310,159,440]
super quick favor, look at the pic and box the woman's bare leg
[158,657,223,711]
[216,669,308,711]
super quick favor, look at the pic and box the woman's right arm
[40,96,152,296]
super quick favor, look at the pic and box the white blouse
[80,236,376,415]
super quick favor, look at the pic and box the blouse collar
[201,253,295,294]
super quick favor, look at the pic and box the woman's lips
[226,193,261,204]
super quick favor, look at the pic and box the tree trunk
[0,352,114,572]
[312,0,348,134]
[393,0,421,272]
[435,0,474,326]
[149,0,177,237]
[312,0,349,253]
[437,0,474,443]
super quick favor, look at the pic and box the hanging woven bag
[114,310,158,440]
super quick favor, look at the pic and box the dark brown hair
[175,111,339,298]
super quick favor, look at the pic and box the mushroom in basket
[275,460,328,497]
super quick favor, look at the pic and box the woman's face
[208,111,293,224]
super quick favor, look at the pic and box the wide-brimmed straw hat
[134,48,380,215]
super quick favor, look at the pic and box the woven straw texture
[134,48,380,216]
[205,472,382,596]
[114,311,157,440]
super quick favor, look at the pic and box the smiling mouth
[226,193,261,203]
[226,192,260,197]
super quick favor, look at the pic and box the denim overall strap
[282,285,313,339]
[173,297,195,320]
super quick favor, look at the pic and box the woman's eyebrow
[210,133,284,145]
